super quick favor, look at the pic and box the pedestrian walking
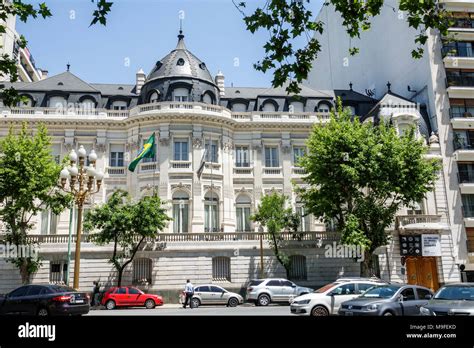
[183,279,194,309]
[91,281,100,308]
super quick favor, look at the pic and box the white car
[290,279,386,316]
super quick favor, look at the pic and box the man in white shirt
[183,279,194,309]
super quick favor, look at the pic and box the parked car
[338,284,433,316]
[246,278,313,306]
[0,284,90,316]
[186,285,244,308]
[290,278,386,316]
[420,283,474,316]
[101,286,163,310]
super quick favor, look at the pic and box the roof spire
[387,81,391,92]
[176,20,186,50]
[67,63,70,72]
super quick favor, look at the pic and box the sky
[16,0,325,87]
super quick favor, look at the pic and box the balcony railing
[447,75,474,87]
[449,18,474,29]
[450,109,474,118]
[459,171,474,183]
[140,163,158,172]
[395,215,442,230]
[18,231,341,244]
[263,167,282,175]
[234,167,253,175]
[292,167,306,175]
[442,46,474,58]
[106,167,126,176]
[170,161,191,169]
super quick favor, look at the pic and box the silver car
[191,285,244,308]
[246,278,313,306]
[420,283,474,316]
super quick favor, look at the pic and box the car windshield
[434,286,474,301]
[360,285,399,299]
[49,285,76,293]
[314,283,340,293]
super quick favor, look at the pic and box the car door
[414,287,432,315]
[127,287,144,306]
[112,287,128,306]
[328,283,357,314]
[399,287,419,316]
[22,285,45,315]
[210,286,227,304]
[265,280,283,301]
[3,286,29,315]
[281,280,297,301]
[195,286,211,304]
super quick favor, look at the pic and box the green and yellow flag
[128,133,155,172]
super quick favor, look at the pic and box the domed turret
[139,31,220,105]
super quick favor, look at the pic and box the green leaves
[299,99,440,258]
[90,0,114,26]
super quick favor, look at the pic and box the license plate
[75,299,84,304]
[345,312,353,316]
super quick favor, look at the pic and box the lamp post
[59,145,103,290]
[258,225,264,278]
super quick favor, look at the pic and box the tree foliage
[0,123,72,284]
[251,192,300,278]
[298,101,440,275]
[234,0,451,94]
[83,189,170,287]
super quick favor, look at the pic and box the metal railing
[263,167,282,175]
[170,161,191,169]
[447,75,474,87]
[106,167,126,176]
[20,231,341,244]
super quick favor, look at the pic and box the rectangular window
[264,146,279,167]
[205,203,219,232]
[212,257,231,281]
[458,163,474,183]
[205,140,219,163]
[462,194,474,218]
[173,139,189,161]
[236,207,251,232]
[235,146,250,167]
[293,147,306,166]
[41,210,58,235]
[296,206,310,232]
[109,144,124,167]
[173,202,189,233]
[174,96,188,102]
[50,261,67,284]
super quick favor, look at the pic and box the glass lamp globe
[69,149,78,162]
[68,165,79,177]
[78,145,87,158]
[60,168,70,179]
[95,170,104,181]
[88,149,97,162]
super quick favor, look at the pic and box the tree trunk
[117,267,124,287]
[360,250,373,277]
[20,259,31,285]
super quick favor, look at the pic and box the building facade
[307,0,474,285]
[0,27,457,297]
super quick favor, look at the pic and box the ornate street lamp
[59,145,103,290]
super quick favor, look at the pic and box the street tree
[83,189,170,287]
[0,123,72,284]
[1,1,451,104]
[252,192,300,278]
[298,101,440,275]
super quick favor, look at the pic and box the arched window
[202,93,213,104]
[212,256,231,281]
[289,101,304,113]
[149,91,159,103]
[232,103,247,112]
[132,258,153,285]
[173,88,189,102]
[172,191,189,233]
[317,101,332,113]
[236,194,252,232]
[289,255,307,281]
[205,191,219,232]
[18,95,33,107]
[80,98,95,111]
[48,96,67,109]
[112,100,127,110]
[262,101,277,112]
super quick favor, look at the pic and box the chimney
[40,69,48,80]
[136,68,146,94]
[215,70,225,97]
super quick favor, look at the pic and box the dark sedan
[420,283,474,316]
[0,284,90,316]
[338,284,433,316]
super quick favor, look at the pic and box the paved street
[86,304,293,316]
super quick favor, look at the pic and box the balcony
[233,166,253,179]
[263,167,282,176]
[447,75,474,87]
[139,162,158,173]
[444,56,474,69]
[396,215,448,232]
[292,166,306,176]
[106,167,126,176]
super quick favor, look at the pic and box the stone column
[158,124,171,232]
[222,130,235,232]
[191,124,204,232]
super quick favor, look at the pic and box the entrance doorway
[406,256,439,291]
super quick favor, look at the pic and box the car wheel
[228,297,239,307]
[311,305,329,316]
[191,298,200,308]
[145,299,155,309]
[383,311,394,316]
[37,307,49,316]
[258,294,271,306]
[105,300,116,310]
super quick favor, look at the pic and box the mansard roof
[17,71,100,93]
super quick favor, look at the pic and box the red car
[101,286,163,310]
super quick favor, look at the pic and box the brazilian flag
[128,133,155,172]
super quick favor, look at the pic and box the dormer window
[199,62,206,70]
[290,101,304,113]
[48,96,67,109]
[118,86,124,90]
[149,91,159,103]
[173,87,189,102]
[177,58,185,66]
[232,103,247,112]
[57,82,64,86]
[18,95,33,107]
[155,61,162,69]
[262,100,277,112]
[112,100,127,110]
[81,98,96,110]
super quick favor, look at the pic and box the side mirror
[425,294,432,300]
[398,295,404,302]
